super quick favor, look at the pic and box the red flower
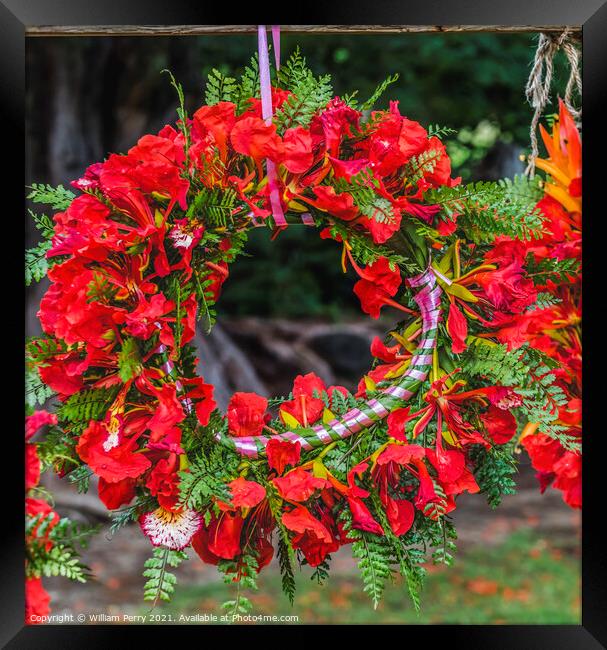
[372,444,427,529]
[76,420,151,483]
[25,411,56,490]
[353,256,402,319]
[25,577,51,623]
[26,497,60,551]
[227,392,268,437]
[310,97,360,156]
[26,444,41,491]
[282,505,339,567]
[425,446,466,483]
[552,451,581,509]
[410,374,492,450]
[207,511,244,560]
[140,383,186,442]
[181,376,216,427]
[385,496,416,536]
[481,405,518,445]
[347,496,384,535]
[281,126,314,174]
[328,156,369,181]
[124,293,175,340]
[420,136,460,188]
[204,259,230,302]
[125,130,190,211]
[98,476,137,510]
[366,335,414,388]
[447,301,468,354]
[195,477,273,569]
[273,468,329,502]
[146,454,181,510]
[37,350,89,398]
[48,194,115,260]
[245,87,292,118]
[280,372,327,427]
[521,433,563,474]
[363,208,402,245]
[366,101,428,176]
[521,430,581,509]
[26,411,58,440]
[266,439,301,475]
[231,116,283,165]
[193,101,236,161]
[477,260,537,314]
[311,186,359,221]
[38,258,120,349]
[219,477,266,511]
[386,407,413,442]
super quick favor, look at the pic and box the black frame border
[5,1,607,646]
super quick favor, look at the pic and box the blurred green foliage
[219,226,359,319]
[191,32,571,146]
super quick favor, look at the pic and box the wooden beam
[26,24,582,37]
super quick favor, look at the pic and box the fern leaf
[361,73,399,110]
[27,183,75,210]
[143,547,188,605]
[25,240,52,286]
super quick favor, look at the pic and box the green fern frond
[27,183,75,210]
[143,547,188,605]
[178,453,235,511]
[27,541,90,583]
[275,48,333,131]
[277,536,297,604]
[187,187,237,228]
[463,341,578,451]
[525,255,580,284]
[58,386,121,425]
[205,68,237,106]
[361,73,399,110]
[404,148,443,185]
[426,176,545,242]
[526,292,563,312]
[428,124,457,139]
[25,365,54,408]
[470,443,518,508]
[25,240,52,286]
[234,54,260,113]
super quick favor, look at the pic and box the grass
[143,528,580,624]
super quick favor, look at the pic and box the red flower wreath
[25,50,581,612]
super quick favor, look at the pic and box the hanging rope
[524,29,582,176]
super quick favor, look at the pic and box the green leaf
[117,337,142,382]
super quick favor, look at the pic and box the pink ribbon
[258,25,287,227]
[271,25,281,69]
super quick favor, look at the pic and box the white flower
[140,507,202,550]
